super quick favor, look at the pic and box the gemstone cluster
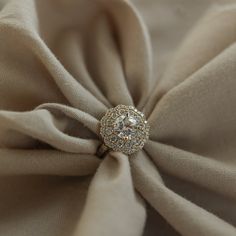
[100,105,150,155]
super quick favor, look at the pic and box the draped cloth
[0,0,236,235]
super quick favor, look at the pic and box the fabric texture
[0,0,236,235]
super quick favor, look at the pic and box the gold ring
[98,104,150,156]
[96,143,110,159]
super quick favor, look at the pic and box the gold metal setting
[99,105,150,155]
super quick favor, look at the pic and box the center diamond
[114,113,138,140]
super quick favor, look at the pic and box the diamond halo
[99,105,150,155]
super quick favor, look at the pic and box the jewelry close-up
[98,105,150,157]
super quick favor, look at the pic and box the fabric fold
[148,42,236,159]
[0,149,100,176]
[0,0,108,117]
[74,152,146,236]
[146,140,236,200]
[101,0,153,109]
[144,3,236,116]
[131,151,236,236]
[0,109,99,153]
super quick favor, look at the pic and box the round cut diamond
[114,113,138,139]
[100,105,150,155]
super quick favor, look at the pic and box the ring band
[96,143,110,159]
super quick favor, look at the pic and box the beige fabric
[0,0,236,235]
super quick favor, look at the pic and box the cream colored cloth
[0,0,236,235]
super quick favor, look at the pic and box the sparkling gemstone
[113,113,138,140]
[100,105,150,155]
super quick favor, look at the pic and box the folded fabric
[0,0,236,235]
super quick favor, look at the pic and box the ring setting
[99,105,150,155]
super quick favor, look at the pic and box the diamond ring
[98,105,150,157]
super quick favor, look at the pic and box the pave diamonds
[100,105,150,155]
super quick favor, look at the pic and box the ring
[96,143,110,159]
[98,104,150,157]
